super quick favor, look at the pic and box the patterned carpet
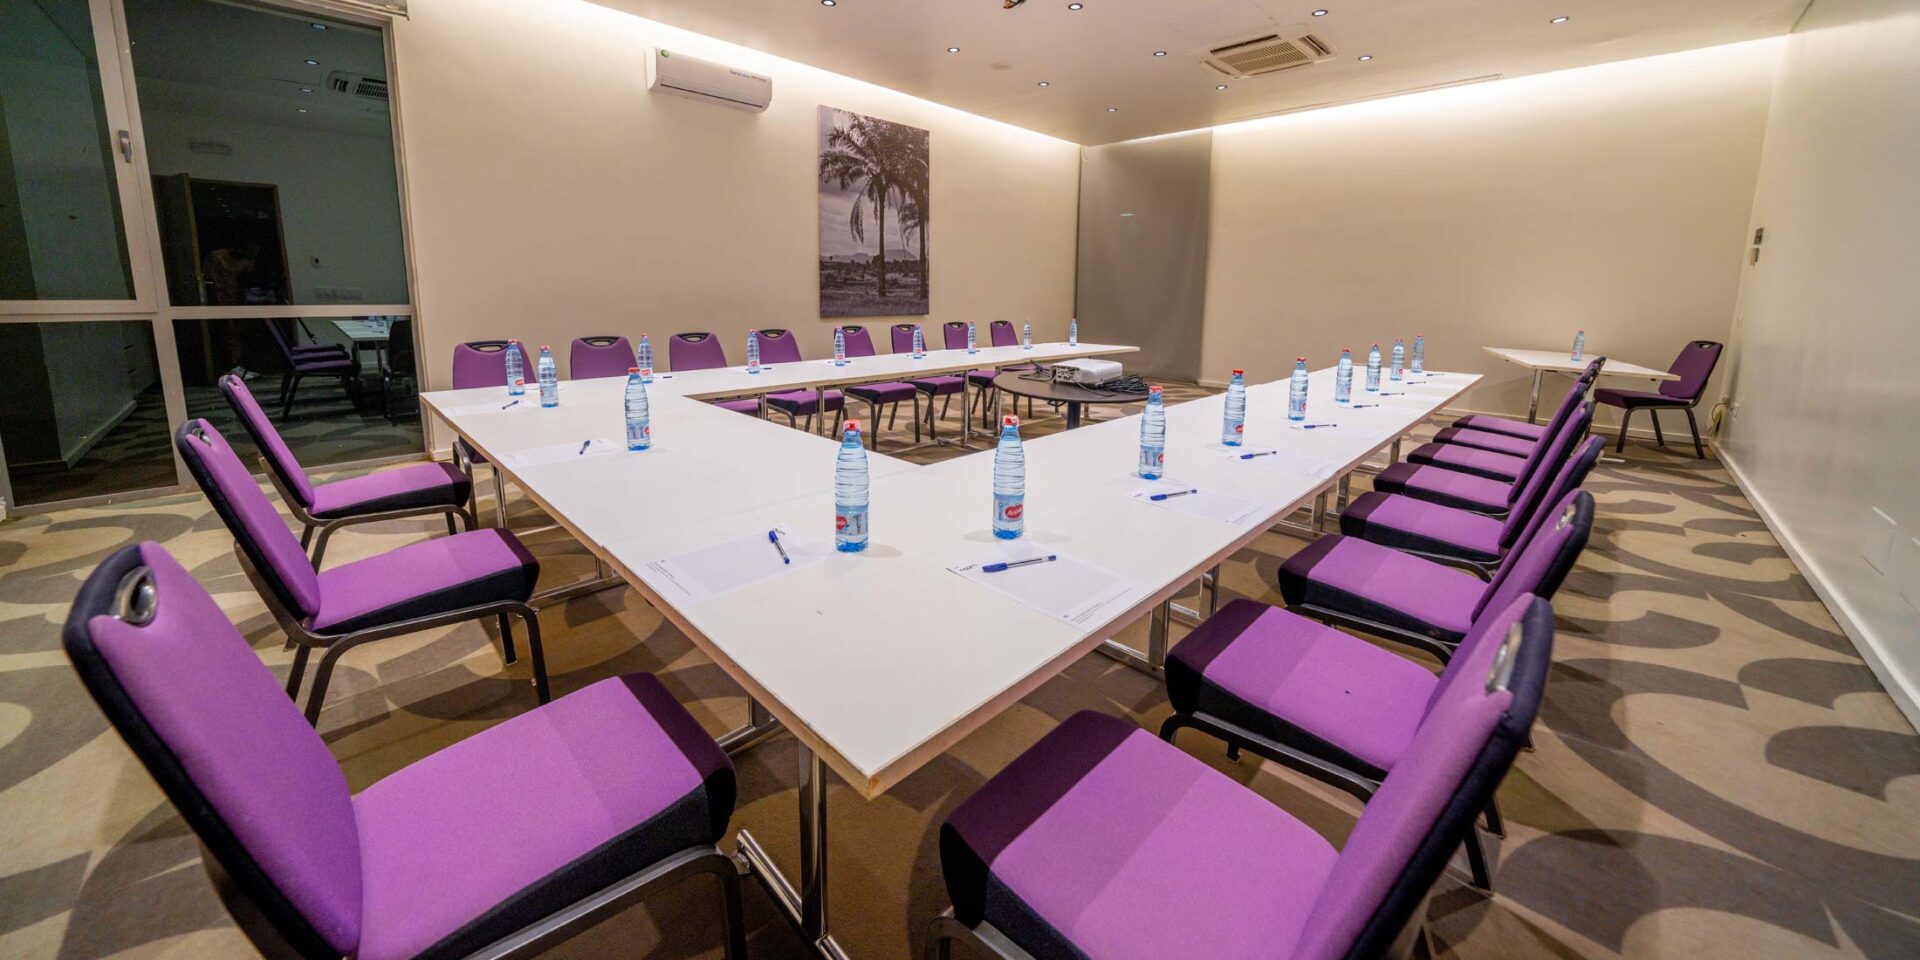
[1,385,1915,960]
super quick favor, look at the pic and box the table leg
[1527,370,1543,424]
[1065,401,1082,429]
[816,387,829,437]
[961,374,973,446]
[734,745,851,960]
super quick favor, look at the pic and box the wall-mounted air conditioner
[645,48,772,113]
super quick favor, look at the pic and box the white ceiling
[593,0,1806,144]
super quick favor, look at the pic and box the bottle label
[1233,422,1244,435]
[836,508,867,539]
[1003,501,1024,521]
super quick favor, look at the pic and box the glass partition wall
[0,0,417,513]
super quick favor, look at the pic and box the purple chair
[668,332,763,417]
[568,335,635,380]
[1278,488,1593,662]
[1164,594,1553,891]
[1377,374,1590,509]
[450,340,522,524]
[1594,340,1722,457]
[987,320,1039,419]
[176,419,545,723]
[896,323,966,442]
[1449,357,1604,442]
[268,319,359,422]
[840,325,924,449]
[928,594,1550,960]
[1339,404,1599,578]
[63,541,745,960]
[219,375,473,568]
[758,328,846,431]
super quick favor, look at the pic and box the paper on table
[948,546,1136,628]
[1127,483,1265,525]
[1219,448,1337,478]
[502,438,617,468]
[641,524,828,606]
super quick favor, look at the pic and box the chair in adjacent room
[569,335,636,380]
[895,323,965,441]
[1278,487,1593,662]
[177,419,545,723]
[450,340,518,525]
[377,318,419,426]
[757,328,845,431]
[925,590,1551,960]
[1594,340,1723,457]
[268,319,359,422]
[219,375,472,569]
[63,541,746,960]
[840,324,923,449]
[668,332,764,417]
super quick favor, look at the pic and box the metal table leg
[735,743,851,960]
[1527,370,1543,424]
[1097,599,1172,675]
[816,387,829,437]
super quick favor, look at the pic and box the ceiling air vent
[325,71,389,102]
[1202,33,1334,78]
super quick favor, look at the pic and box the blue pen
[501,399,520,410]
[1150,488,1199,501]
[768,529,790,565]
[577,440,591,456]
[1294,423,1338,430]
[982,555,1057,573]
[1240,450,1279,460]
[1349,403,1381,409]
[1378,392,1405,397]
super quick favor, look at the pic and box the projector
[1052,358,1124,386]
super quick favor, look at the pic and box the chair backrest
[568,335,633,380]
[63,542,362,958]
[1501,379,1588,504]
[758,328,804,364]
[218,375,315,509]
[452,340,512,390]
[1501,436,1603,550]
[265,319,299,364]
[988,320,1017,348]
[1476,488,1594,621]
[669,331,728,371]
[1496,401,1593,547]
[385,318,416,375]
[1577,356,1606,386]
[1659,340,1723,400]
[1294,594,1553,960]
[891,323,921,354]
[175,420,322,622]
[841,325,877,358]
[942,321,968,350]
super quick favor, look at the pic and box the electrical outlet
[1864,507,1898,574]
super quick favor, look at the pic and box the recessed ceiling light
[1550,15,1569,23]
[300,87,313,93]
[947,46,961,53]
[820,0,834,6]
[1067,3,1083,9]
[1152,50,1167,57]
[1357,54,1372,61]
[298,108,309,113]
[304,58,319,65]
[1216,84,1229,90]
[1037,81,1050,87]
[1106,106,1118,112]
[308,22,326,29]
[1312,8,1328,16]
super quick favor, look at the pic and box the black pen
[501,399,520,410]
[577,440,591,456]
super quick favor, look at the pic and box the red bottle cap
[1003,414,1021,428]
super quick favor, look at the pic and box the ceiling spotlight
[1153,50,1167,57]
[1550,15,1569,23]
[304,58,319,65]
[300,87,313,93]
[298,108,309,113]
[820,0,835,6]
[1357,54,1372,61]
[1106,106,1118,112]
[1067,3,1083,9]
[308,21,326,29]
[947,46,961,53]
[1037,81,1050,87]
[1216,84,1229,90]
[1312,8,1328,15]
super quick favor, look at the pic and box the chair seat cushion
[766,389,845,415]
[353,674,734,960]
[967,369,996,386]
[1429,425,1535,458]
[1593,387,1686,408]
[1450,414,1547,441]
[845,381,919,404]
[909,375,966,396]
[1167,601,1437,777]
[310,462,472,520]
[940,711,1336,960]
[1339,492,1505,564]
[1406,442,1527,483]
[714,398,762,415]
[294,357,358,374]
[1277,536,1482,646]
[1371,463,1512,515]
[311,529,538,634]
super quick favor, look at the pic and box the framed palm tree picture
[818,106,929,318]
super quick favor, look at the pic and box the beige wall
[391,0,1080,401]
[1722,0,1920,724]
[1198,40,1782,434]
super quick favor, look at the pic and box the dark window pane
[0,322,171,505]
[0,0,137,300]
[127,0,409,307]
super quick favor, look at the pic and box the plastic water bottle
[834,420,869,553]
[1336,348,1354,403]
[1571,330,1585,362]
[833,327,847,366]
[911,325,926,359]
[505,340,525,396]
[1069,317,1079,347]
[1366,344,1382,392]
[624,369,650,451]
[746,330,761,374]
[1390,339,1405,381]
[536,345,558,408]
[1288,357,1309,421]
[966,322,977,354]
[1022,321,1033,350]
[1411,334,1425,375]
[992,415,1025,540]
[635,335,653,383]
[1221,369,1247,446]
[1138,386,1165,479]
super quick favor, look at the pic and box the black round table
[991,372,1148,429]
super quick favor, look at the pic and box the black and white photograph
[818,105,929,318]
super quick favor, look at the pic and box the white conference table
[423,346,1479,959]
[1483,346,1677,422]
